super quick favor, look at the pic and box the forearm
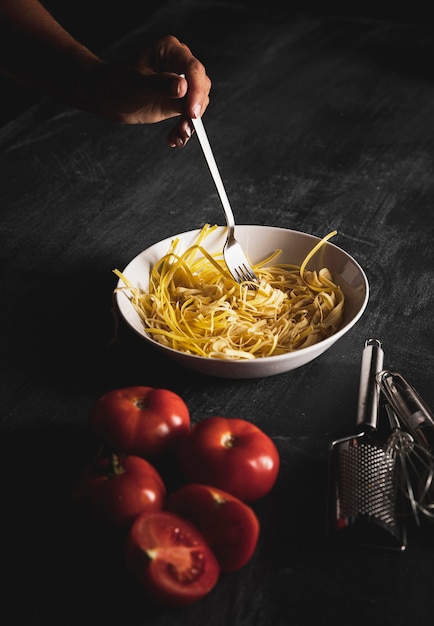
[0,0,104,109]
[0,0,212,144]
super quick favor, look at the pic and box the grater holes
[339,444,396,524]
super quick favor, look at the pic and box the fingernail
[175,136,185,147]
[186,125,192,138]
[176,75,185,96]
[193,103,201,119]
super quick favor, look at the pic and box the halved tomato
[125,511,220,607]
[165,483,260,572]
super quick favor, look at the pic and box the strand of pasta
[114,226,344,360]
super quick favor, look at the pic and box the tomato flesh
[125,511,220,606]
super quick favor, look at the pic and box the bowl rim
[115,225,369,367]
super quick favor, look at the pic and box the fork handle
[191,116,235,232]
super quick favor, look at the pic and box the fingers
[164,62,210,148]
[151,35,211,121]
[168,71,210,119]
[119,34,211,143]
[166,117,194,148]
[182,61,211,120]
[166,67,210,147]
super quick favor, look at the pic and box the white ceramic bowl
[115,225,369,378]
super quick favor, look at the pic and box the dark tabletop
[1,2,434,625]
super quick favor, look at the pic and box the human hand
[87,35,211,147]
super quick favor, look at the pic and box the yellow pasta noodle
[114,224,344,360]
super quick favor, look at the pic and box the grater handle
[356,338,384,430]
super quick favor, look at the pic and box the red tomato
[72,453,166,527]
[89,386,190,459]
[178,416,280,502]
[125,511,220,607]
[165,483,260,572]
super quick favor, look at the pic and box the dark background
[0,0,431,127]
[2,2,434,625]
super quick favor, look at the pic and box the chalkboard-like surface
[1,2,433,625]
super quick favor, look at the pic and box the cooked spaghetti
[114,224,344,360]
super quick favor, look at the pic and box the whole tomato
[71,453,166,527]
[178,416,280,502]
[165,483,260,572]
[89,386,190,459]
[125,510,220,607]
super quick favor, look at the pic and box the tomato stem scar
[222,432,237,448]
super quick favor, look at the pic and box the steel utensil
[378,370,434,522]
[377,370,434,454]
[384,403,428,524]
[327,338,406,550]
[190,115,259,286]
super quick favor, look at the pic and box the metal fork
[190,115,259,285]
